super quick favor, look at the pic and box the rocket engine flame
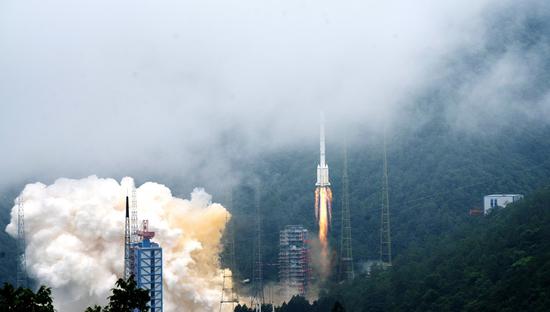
[315,186,332,276]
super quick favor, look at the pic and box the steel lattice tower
[380,131,392,267]
[220,190,239,312]
[131,187,138,243]
[338,143,355,282]
[251,183,264,311]
[16,197,28,288]
[124,196,132,279]
[127,187,139,280]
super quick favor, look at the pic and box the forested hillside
[322,185,550,311]
[226,120,550,284]
[0,186,26,286]
[226,1,550,284]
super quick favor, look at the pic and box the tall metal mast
[16,197,28,288]
[128,187,138,280]
[338,142,355,282]
[251,182,264,311]
[380,130,392,267]
[124,196,132,279]
[131,187,138,243]
[220,190,239,312]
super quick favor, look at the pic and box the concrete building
[279,225,309,299]
[131,220,163,312]
[483,194,524,215]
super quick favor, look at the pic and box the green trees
[85,276,150,312]
[0,283,55,312]
[323,186,550,311]
[233,296,347,312]
[234,304,253,312]
[0,276,150,312]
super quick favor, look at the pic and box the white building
[483,194,524,215]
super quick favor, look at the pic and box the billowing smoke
[5,176,230,312]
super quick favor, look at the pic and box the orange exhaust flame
[315,186,332,276]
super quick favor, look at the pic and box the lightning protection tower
[131,187,139,243]
[124,196,132,279]
[16,197,28,288]
[128,187,139,278]
[338,142,355,282]
[220,190,239,312]
[380,130,392,267]
[251,182,265,311]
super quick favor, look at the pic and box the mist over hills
[224,116,550,285]
[1,0,550,310]
[224,0,550,289]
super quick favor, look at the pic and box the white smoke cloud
[5,176,230,312]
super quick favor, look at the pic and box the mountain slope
[325,185,550,311]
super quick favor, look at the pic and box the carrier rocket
[314,112,332,276]
[316,112,330,187]
[315,113,332,226]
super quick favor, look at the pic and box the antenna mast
[220,190,239,312]
[251,182,264,311]
[380,129,392,267]
[16,197,28,288]
[131,187,138,243]
[124,196,132,279]
[338,141,355,281]
[128,187,138,279]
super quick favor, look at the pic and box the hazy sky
[0,0,548,189]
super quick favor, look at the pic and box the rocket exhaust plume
[5,176,232,312]
[315,112,332,277]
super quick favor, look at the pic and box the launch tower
[130,220,163,312]
[122,191,163,312]
[278,225,310,299]
[124,196,132,280]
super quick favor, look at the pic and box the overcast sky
[0,0,549,189]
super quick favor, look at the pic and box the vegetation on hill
[0,276,150,312]
[226,121,550,284]
[0,283,54,312]
[313,185,550,311]
[85,276,151,312]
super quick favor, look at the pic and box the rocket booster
[316,112,330,187]
[315,112,332,225]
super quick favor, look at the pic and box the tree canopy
[85,276,150,312]
[0,283,55,312]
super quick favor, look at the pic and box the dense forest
[233,185,550,311]
[321,185,550,311]
[224,3,550,286]
[224,119,550,285]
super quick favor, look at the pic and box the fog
[0,0,549,189]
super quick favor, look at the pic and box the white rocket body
[316,113,330,187]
